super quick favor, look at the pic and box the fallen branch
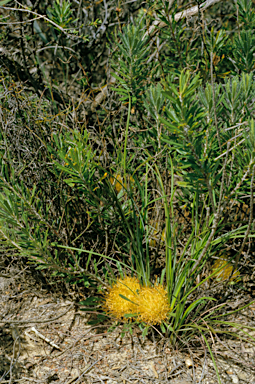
[25,327,62,350]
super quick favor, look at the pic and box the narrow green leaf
[119,294,138,306]
[0,0,12,5]
[202,334,222,384]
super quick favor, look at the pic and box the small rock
[185,357,193,368]
[232,376,239,384]
[237,371,248,380]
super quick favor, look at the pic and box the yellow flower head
[103,276,140,320]
[109,174,124,194]
[212,255,240,282]
[136,284,170,325]
[109,174,135,194]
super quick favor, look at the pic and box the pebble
[231,375,239,384]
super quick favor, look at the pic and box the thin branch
[222,158,254,210]
[232,163,255,272]
[218,141,230,207]
[142,0,223,40]
[190,212,220,275]
[210,51,222,153]
[0,4,82,40]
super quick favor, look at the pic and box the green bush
[1,1,255,381]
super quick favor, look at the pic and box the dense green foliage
[1,0,255,380]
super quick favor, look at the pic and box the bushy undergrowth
[1,0,255,381]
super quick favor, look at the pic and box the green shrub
[1,1,255,381]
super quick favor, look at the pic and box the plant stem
[210,51,222,153]
[123,94,131,188]
[232,163,255,272]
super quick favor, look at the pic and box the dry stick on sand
[25,327,62,350]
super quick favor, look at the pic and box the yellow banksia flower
[212,255,240,282]
[136,284,170,325]
[109,174,135,194]
[110,174,123,194]
[103,276,140,320]
[104,276,170,325]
